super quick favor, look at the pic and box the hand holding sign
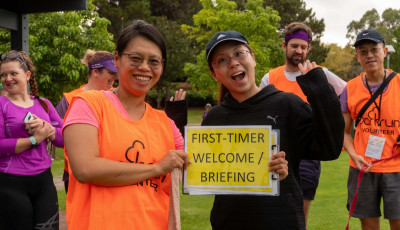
[269,151,288,181]
[156,150,189,175]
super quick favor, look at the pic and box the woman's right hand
[32,121,54,145]
[155,150,190,175]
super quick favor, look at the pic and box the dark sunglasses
[1,52,28,68]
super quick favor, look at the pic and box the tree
[93,0,151,40]
[232,0,328,63]
[321,44,357,81]
[0,0,115,104]
[182,0,282,99]
[150,0,202,25]
[346,8,400,73]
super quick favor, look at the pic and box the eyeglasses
[357,47,382,57]
[1,52,28,69]
[119,52,164,70]
[213,50,251,68]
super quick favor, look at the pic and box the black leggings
[0,168,59,230]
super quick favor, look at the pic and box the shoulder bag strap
[355,71,397,127]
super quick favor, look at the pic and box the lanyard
[365,70,386,120]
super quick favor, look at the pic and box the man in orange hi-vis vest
[341,29,400,230]
[259,22,346,227]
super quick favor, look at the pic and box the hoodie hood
[220,85,282,110]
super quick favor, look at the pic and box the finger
[298,63,306,75]
[170,96,174,101]
[174,91,179,101]
[305,60,312,70]
[32,114,39,120]
[271,151,285,160]
[311,61,317,68]
[180,91,186,100]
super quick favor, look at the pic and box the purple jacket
[0,96,64,175]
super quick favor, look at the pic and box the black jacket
[202,67,344,230]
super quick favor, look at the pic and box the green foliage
[322,44,355,81]
[0,1,115,104]
[346,8,400,72]
[93,0,151,40]
[150,0,202,25]
[182,0,282,98]
[27,6,115,104]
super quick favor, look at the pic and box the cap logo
[363,32,368,36]
[217,34,226,40]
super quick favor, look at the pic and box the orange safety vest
[65,91,175,229]
[62,85,86,174]
[347,70,400,172]
[269,65,323,102]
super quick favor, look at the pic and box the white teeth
[232,72,243,77]
[134,75,151,81]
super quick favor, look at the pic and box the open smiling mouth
[134,75,151,82]
[232,72,245,81]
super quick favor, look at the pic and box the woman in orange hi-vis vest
[56,50,118,194]
[62,20,190,230]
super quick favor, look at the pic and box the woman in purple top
[0,51,63,230]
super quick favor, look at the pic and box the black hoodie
[202,67,344,230]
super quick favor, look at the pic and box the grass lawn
[52,108,392,229]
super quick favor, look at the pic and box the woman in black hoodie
[203,30,344,229]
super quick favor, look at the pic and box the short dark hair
[116,20,167,75]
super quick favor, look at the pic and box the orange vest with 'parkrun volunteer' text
[347,71,400,172]
[65,90,175,230]
[269,65,323,102]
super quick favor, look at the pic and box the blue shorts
[347,167,400,219]
[299,159,321,200]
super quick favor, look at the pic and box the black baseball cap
[354,29,385,47]
[206,30,249,63]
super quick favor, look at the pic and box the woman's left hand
[169,89,186,101]
[298,60,317,75]
[268,151,288,181]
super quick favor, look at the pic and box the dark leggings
[0,168,59,230]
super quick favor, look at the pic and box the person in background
[202,103,212,121]
[56,50,118,193]
[341,29,400,230]
[0,50,64,230]
[259,22,346,227]
[203,30,344,229]
[63,20,189,229]
[0,83,6,96]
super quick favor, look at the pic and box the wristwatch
[29,136,38,146]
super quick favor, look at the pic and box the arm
[259,73,270,89]
[165,89,187,136]
[323,68,346,96]
[46,99,64,147]
[55,96,69,119]
[296,61,345,160]
[343,112,371,171]
[64,124,188,186]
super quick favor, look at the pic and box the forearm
[297,68,345,160]
[0,139,18,157]
[70,156,165,186]
[343,132,358,158]
[50,127,64,147]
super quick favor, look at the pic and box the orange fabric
[347,70,400,172]
[268,65,323,102]
[62,85,85,173]
[65,90,176,230]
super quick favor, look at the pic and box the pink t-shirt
[63,91,184,150]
